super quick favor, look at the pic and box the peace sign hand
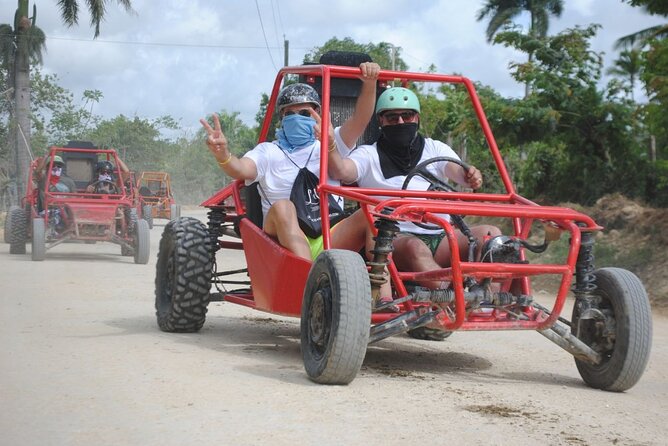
[309,108,336,149]
[199,113,229,157]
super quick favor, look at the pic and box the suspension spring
[207,208,226,254]
[368,216,399,301]
[573,229,597,299]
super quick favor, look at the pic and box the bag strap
[279,143,316,170]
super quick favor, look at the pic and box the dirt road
[2,209,667,446]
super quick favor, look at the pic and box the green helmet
[45,155,64,167]
[375,87,420,115]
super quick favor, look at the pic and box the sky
[3,0,666,138]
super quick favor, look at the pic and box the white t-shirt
[243,127,347,219]
[348,137,461,234]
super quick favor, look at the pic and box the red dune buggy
[136,171,180,228]
[8,142,150,263]
[154,63,652,389]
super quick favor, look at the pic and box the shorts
[305,223,341,260]
[402,231,446,256]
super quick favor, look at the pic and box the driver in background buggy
[201,62,381,261]
[86,159,130,194]
[327,86,502,294]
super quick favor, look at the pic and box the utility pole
[284,36,289,67]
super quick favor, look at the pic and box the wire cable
[254,0,278,71]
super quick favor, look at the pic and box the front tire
[155,217,213,332]
[572,267,652,392]
[133,219,150,264]
[301,250,371,385]
[31,218,46,261]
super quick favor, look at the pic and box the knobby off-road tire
[170,204,181,220]
[142,205,153,229]
[155,217,213,332]
[31,218,46,261]
[4,205,18,243]
[407,327,453,341]
[9,207,28,254]
[301,250,371,385]
[572,267,652,392]
[133,219,150,264]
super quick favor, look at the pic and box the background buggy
[7,142,150,263]
[136,171,180,228]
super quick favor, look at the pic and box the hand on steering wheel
[88,179,119,194]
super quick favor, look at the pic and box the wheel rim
[308,276,332,359]
[576,293,616,368]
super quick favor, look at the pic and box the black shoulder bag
[285,147,345,238]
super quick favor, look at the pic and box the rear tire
[155,217,213,332]
[407,327,453,341]
[133,219,150,264]
[9,207,27,254]
[142,205,153,229]
[301,250,371,385]
[31,218,46,261]
[170,204,181,220]
[4,205,18,243]
[572,267,652,392]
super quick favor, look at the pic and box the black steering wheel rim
[401,156,471,192]
[90,179,119,194]
[401,156,472,231]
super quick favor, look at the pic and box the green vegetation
[1,1,667,209]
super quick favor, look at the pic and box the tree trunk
[13,11,31,202]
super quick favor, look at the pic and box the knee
[476,225,502,238]
[269,200,297,223]
[396,236,432,264]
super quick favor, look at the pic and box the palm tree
[2,0,132,204]
[607,48,643,101]
[477,0,564,97]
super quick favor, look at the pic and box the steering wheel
[401,156,472,192]
[400,156,473,233]
[89,180,119,194]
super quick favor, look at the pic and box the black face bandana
[376,123,425,178]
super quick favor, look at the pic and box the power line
[254,0,278,71]
[270,0,281,49]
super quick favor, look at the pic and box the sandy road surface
[1,208,667,446]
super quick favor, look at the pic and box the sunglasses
[283,109,312,117]
[382,110,418,124]
[99,170,112,175]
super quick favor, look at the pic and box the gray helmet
[276,83,320,113]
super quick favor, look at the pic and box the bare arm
[311,109,359,184]
[337,62,380,149]
[444,162,483,190]
[200,113,257,181]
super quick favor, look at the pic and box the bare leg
[263,200,311,260]
[331,209,367,252]
[393,234,444,289]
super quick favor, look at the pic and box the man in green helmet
[327,86,501,296]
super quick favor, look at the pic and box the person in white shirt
[200,62,380,261]
[327,86,501,291]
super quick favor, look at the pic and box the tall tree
[616,0,668,49]
[1,0,132,206]
[477,0,564,97]
[607,48,643,100]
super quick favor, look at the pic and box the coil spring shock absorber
[368,214,399,304]
[572,226,598,322]
[207,208,226,254]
